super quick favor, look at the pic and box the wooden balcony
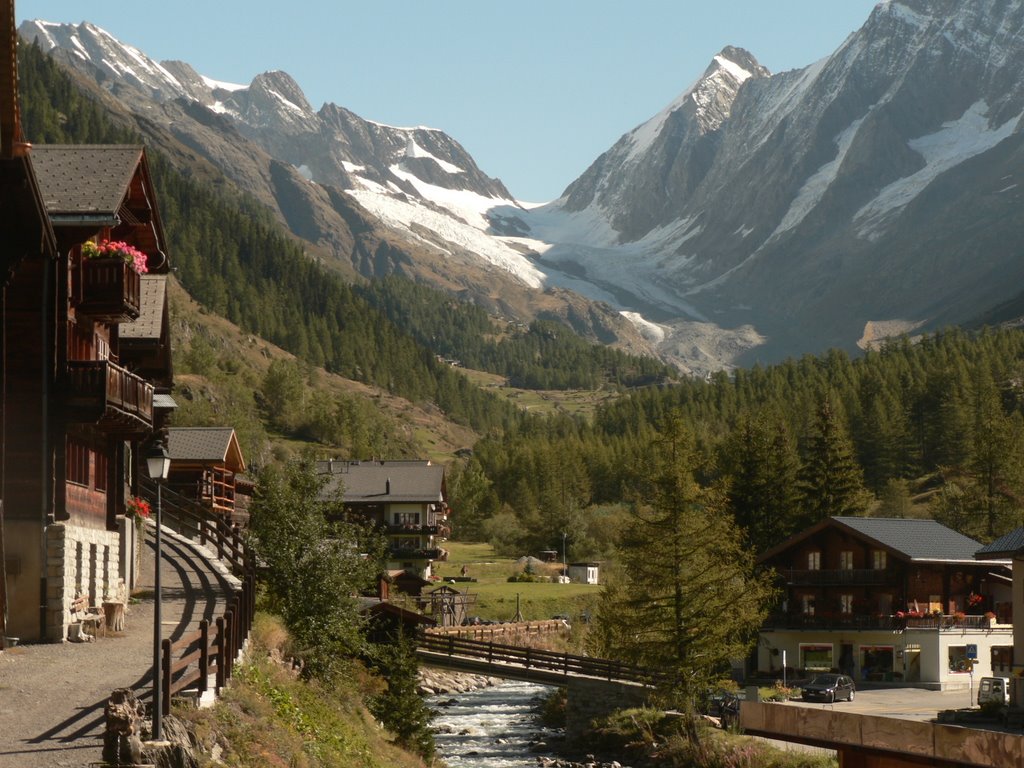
[64,360,154,435]
[781,568,891,586]
[387,523,440,535]
[77,258,141,323]
[389,546,443,561]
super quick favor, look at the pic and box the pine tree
[594,416,775,709]
[798,397,871,524]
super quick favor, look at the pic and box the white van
[977,676,1010,706]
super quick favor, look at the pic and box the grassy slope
[425,542,603,625]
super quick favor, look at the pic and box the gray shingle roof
[833,517,985,561]
[316,460,445,503]
[976,527,1024,559]
[30,145,143,216]
[120,275,165,339]
[168,427,238,463]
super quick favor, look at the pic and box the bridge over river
[414,631,655,737]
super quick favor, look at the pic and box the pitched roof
[168,427,245,471]
[760,516,993,564]
[31,145,144,217]
[120,275,166,339]
[976,527,1024,559]
[316,460,445,503]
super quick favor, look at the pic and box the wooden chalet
[166,427,246,520]
[316,459,450,579]
[758,517,1013,688]
[0,0,174,643]
[0,0,57,647]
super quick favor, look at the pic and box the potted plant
[125,496,150,525]
[82,239,149,274]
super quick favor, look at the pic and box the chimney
[0,0,27,159]
[385,477,391,495]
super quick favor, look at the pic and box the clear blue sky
[18,1,882,201]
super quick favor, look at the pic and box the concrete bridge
[414,632,652,737]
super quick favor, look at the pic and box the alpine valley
[20,0,1024,373]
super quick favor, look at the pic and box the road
[781,685,982,722]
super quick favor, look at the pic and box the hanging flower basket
[82,240,149,274]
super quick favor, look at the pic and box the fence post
[216,616,226,693]
[525,647,531,670]
[224,609,235,681]
[161,638,172,716]
[199,620,210,695]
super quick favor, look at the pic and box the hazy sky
[18,1,882,201]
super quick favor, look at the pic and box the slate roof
[30,145,143,216]
[760,516,997,564]
[168,427,244,470]
[316,460,445,503]
[832,517,988,562]
[976,527,1024,559]
[121,275,165,339]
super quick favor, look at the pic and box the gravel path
[0,524,232,767]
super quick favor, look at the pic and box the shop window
[807,551,821,570]
[840,551,854,569]
[800,644,833,671]
[948,646,970,673]
[992,646,1013,675]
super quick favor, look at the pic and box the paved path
[0,524,232,767]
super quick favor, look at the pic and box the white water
[428,680,558,767]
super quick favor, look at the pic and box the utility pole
[561,532,567,583]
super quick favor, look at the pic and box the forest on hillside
[455,327,1024,556]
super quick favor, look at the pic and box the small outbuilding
[568,562,600,585]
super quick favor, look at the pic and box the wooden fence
[140,477,256,713]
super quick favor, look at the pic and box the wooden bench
[70,594,104,641]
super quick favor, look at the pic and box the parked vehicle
[977,676,1010,706]
[801,673,856,703]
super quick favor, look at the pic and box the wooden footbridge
[414,631,657,687]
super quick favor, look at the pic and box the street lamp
[146,443,170,740]
[561,532,567,583]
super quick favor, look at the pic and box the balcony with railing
[77,259,141,323]
[781,568,893,586]
[64,359,154,434]
[389,545,443,561]
[387,523,440,535]
[763,611,1011,633]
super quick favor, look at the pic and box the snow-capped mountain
[21,2,1024,370]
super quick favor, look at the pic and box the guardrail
[415,631,659,685]
[139,477,256,712]
[159,576,254,714]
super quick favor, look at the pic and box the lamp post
[146,444,171,740]
[561,532,567,583]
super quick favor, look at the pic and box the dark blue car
[801,673,855,703]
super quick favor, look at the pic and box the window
[948,646,971,673]
[840,551,854,570]
[94,451,108,492]
[873,550,887,570]
[802,595,816,616]
[807,551,821,570]
[840,594,854,614]
[800,644,833,671]
[67,439,89,486]
[992,646,1013,675]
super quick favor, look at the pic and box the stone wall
[46,521,121,642]
[564,678,650,743]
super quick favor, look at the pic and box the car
[801,673,856,703]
